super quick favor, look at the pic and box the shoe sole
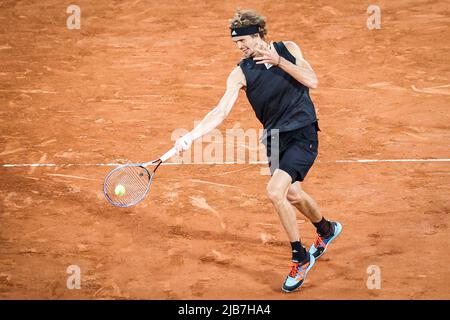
[310,221,343,260]
[281,254,316,293]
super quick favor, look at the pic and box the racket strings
[107,168,149,204]
[104,165,151,206]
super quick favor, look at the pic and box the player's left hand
[253,45,281,66]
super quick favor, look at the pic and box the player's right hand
[175,133,193,155]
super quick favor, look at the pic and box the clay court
[1,0,449,299]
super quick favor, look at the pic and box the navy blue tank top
[238,41,318,134]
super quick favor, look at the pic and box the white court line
[1,158,450,167]
[333,158,450,163]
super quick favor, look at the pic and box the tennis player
[175,9,342,292]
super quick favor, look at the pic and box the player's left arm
[254,41,318,89]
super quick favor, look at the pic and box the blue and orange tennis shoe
[309,221,342,259]
[282,253,316,293]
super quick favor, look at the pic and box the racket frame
[103,147,176,207]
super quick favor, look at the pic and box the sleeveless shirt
[238,41,318,134]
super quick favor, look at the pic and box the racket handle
[159,147,177,162]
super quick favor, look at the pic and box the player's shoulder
[279,41,303,59]
[227,66,245,87]
[281,41,303,55]
[229,65,245,78]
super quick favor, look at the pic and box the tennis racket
[103,147,177,207]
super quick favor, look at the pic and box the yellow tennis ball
[114,184,126,196]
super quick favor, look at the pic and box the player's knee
[266,184,285,204]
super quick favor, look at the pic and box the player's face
[232,35,260,58]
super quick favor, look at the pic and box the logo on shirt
[231,30,237,36]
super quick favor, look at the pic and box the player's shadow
[225,263,286,294]
[165,220,287,246]
[146,214,294,293]
[177,227,289,294]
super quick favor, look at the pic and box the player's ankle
[290,241,308,262]
[313,217,333,238]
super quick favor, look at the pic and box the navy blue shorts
[265,121,320,183]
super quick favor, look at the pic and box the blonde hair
[229,9,267,39]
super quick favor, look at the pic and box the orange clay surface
[0,0,449,299]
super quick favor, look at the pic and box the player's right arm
[175,66,246,154]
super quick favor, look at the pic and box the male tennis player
[174,9,342,292]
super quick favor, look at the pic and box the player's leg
[266,169,315,292]
[287,181,322,223]
[266,169,300,243]
[287,182,342,260]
